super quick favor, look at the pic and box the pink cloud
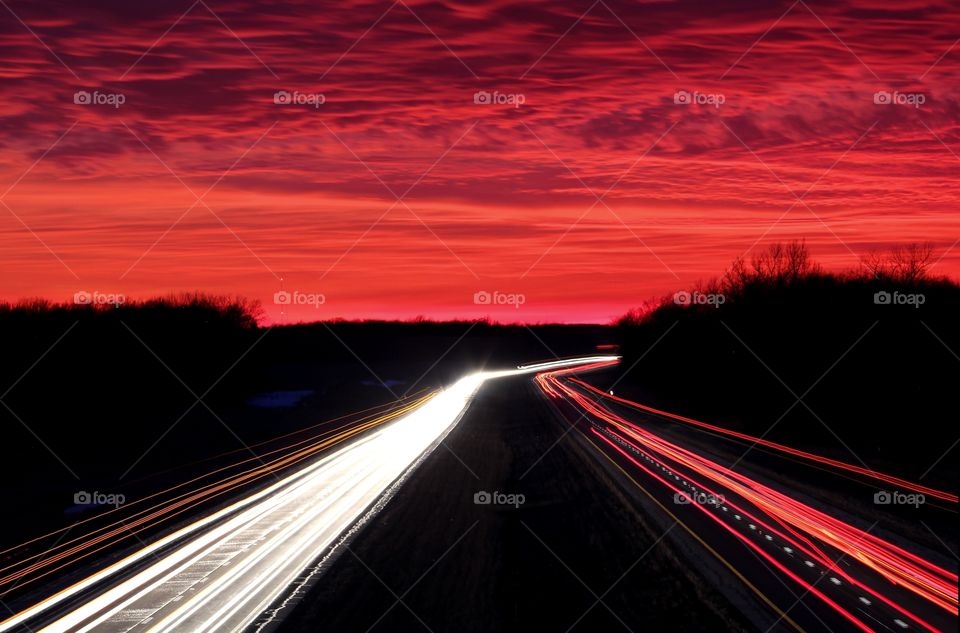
[0,0,957,323]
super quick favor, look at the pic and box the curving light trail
[0,356,616,633]
[0,392,436,596]
[537,362,958,633]
[569,375,957,503]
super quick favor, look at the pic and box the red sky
[0,0,957,323]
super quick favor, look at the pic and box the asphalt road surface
[4,356,954,633]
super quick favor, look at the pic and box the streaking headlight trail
[0,356,616,633]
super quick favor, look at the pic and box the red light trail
[536,361,958,632]
[569,376,957,504]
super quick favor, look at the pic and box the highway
[538,360,958,633]
[0,356,616,633]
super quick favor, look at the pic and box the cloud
[0,0,957,321]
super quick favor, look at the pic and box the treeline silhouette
[0,291,608,479]
[0,295,264,473]
[0,295,610,547]
[615,242,959,485]
[1,293,264,417]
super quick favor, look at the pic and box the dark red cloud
[0,0,957,322]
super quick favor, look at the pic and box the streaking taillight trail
[536,360,957,633]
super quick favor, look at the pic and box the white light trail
[1,356,617,633]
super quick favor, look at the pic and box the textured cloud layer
[0,0,957,322]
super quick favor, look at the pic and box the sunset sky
[0,0,957,323]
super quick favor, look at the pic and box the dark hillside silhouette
[615,242,959,487]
